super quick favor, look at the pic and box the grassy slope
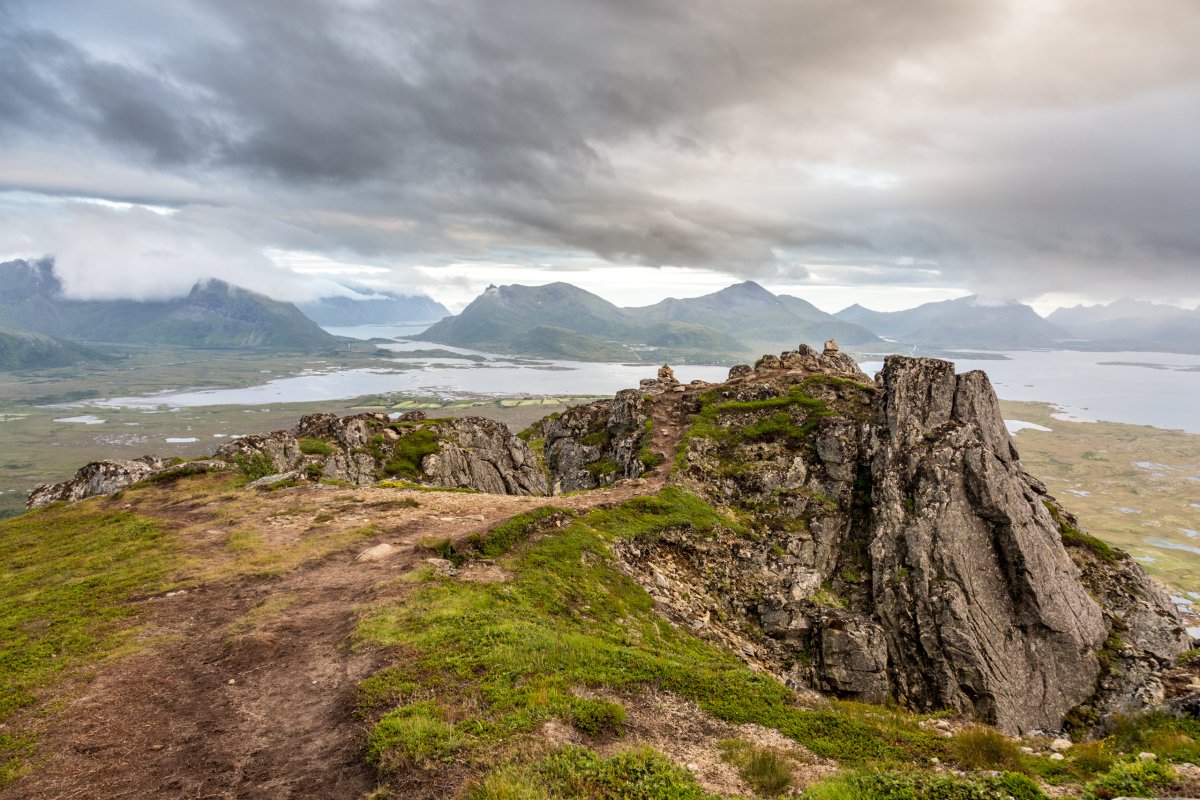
[362,488,1188,798]
[0,329,106,371]
[0,505,178,783]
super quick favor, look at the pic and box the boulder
[728,364,753,380]
[214,431,302,474]
[27,456,169,508]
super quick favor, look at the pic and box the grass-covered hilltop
[4,344,1200,799]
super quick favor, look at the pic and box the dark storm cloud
[1,0,1198,300]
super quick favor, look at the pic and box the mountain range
[6,255,1198,365]
[836,296,1069,349]
[0,259,341,353]
[416,280,880,361]
[835,294,1200,354]
[1047,299,1200,353]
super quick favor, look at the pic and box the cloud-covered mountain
[1047,300,1200,353]
[298,288,448,327]
[836,296,1068,349]
[0,259,341,351]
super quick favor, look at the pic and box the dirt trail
[9,399,694,799]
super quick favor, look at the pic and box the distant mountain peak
[719,280,774,298]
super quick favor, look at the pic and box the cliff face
[868,358,1108,731]
[522,388,651,493]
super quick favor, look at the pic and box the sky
[0,0,1198,313]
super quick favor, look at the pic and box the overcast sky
[1,0,1197,312]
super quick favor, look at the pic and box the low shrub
[1110,711,1200,763]
[801,769,1047,800]
[568,697,626,737]
[719,739,792,796]
[1082,758,1175,800]
[366,702,463,770]
[948,725,1026,772]
[467,507,569,558]
[234,453,275,480]
[298,438,334,456]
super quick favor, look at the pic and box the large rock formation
[616,352,1188,734]
[28,457,168,508]
[868,358,1108,730]
[218,411,547,495]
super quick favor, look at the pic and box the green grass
[675,381,835,472]
[233,452,275,480]
[800,769,1047,800]
[948,726,1026,772]
[298,438,334,456]
[585,460,620,478]
[637,419,664,471]
[1108,711,1200,763]
[1044,501,1120,564]
[1081,758,1175,800]
[467,507,573,558]
[719,739,792,795]
[367,701,464,770]
[580,429,613,448]
[470,746,719,800]
[377,429,443,479]
[357,488,943,781]
[0,504,178,784]
[568,697,627,736]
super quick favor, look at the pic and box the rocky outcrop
[28,457,169,508]
[30,411,547,507]
[214,431,302,475]
[525,389,650,493]
[617,352,1187,734]
[869,357,1108,732]
[26,457,231,509]
[422,416,546,495]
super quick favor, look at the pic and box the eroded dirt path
[9,399,695,799]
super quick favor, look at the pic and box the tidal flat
[1001,399,1200,596]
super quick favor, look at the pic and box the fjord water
[98,325,1200,433]
[863,349,1200,434]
